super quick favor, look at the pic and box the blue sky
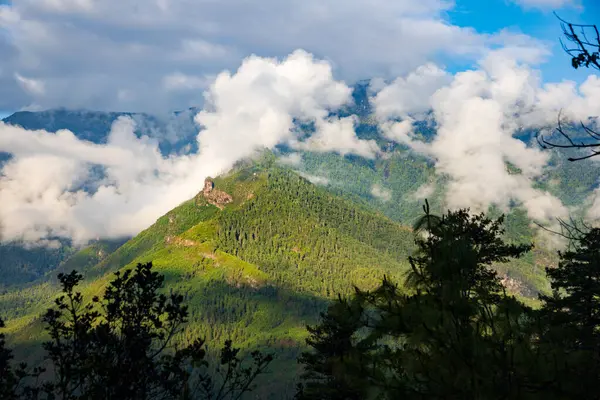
[449,0,598,83]
[0,0,597,115]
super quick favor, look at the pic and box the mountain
[3,94,598,289]
[1,163,419,397]
[1,149,590,396]
[1,107,200,155]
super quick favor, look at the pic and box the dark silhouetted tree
[0,317,24,400]
[537,228,600,398]
[1,262,271,400]
[0,318,46,400]
[296,296,371,400]
[297,204,539,399]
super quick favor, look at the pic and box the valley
[1,96,599,397]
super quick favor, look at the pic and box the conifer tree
[1,262,272,400]
[538,228,600,398]
[298,204,536,399]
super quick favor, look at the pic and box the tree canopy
[1,262,272,400]
[297,205,600,399]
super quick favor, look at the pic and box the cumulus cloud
[0,51,364,245]
[373,63,451,121]
[193,50,374,162]
[525,75,600,127]
[372,49,596,223]
[290,117,380,159]
[0,0,540,112]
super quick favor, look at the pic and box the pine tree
[298,205,537,399]
[538,228,600,398]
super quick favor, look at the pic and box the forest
[3,201,600,399]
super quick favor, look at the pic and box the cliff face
[198,178,233,209]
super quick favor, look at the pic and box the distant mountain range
[2,107,201,155]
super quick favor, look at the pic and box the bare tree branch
[556,12,600,70]
[533,216,591,250]
[536,111,600,161]
[535,15,600,161]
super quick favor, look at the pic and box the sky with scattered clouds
[0,0,596,114]
[0,0,599,245]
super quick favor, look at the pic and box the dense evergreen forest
[4,201,600,399]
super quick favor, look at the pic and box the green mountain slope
[2,104,598,292]
[1,165,418,398]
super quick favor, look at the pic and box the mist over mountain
[1,83,599,288]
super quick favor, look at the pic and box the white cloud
[526,75,600,127]
[371,184,392,202]
[373,63,451,121]
[291,116,380,159]
[510,0,579,11]
[0,51,369,245]
[373,50,581,223]
[0,0,542,112]
[194,50,359,162]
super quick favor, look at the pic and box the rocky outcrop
[197,178,233,209]
[165,236,197,247]
[500,274,535,298]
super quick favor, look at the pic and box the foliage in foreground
[297,203,600,399]
[1,262,272,400]
[6,203,600,399]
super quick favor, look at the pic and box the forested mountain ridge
[2,83,599,289]
[0,157,590,397]
[0,164,419,398]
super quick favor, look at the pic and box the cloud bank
[0,0,544,113]
[1,46,599,246]
[0,51,373,244]
[373,49,599,224]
